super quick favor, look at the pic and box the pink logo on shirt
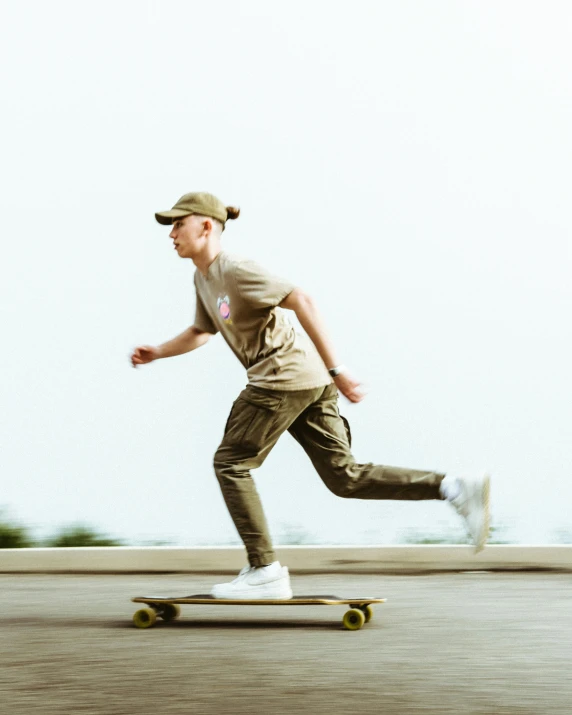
[217,295,231,321]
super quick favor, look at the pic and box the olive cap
[155,192,239,225]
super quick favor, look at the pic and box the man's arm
[279,288,364,403]
[131,325,212,367]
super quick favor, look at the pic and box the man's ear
[202,218,213,235]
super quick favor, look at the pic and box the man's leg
[288,383,445,500]
[213,384,324,567]
[288,383,490,550]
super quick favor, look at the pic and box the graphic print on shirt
[217,294,232,324]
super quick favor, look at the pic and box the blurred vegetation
[0,510,125,548]
[487,525,511,545]
[0,512,34,548]
[551,528,572,544]
[399,523,510,545]
[275,522,321,545]
[399,530,470,545]
[1,509,571,547]
[44,525,124,547]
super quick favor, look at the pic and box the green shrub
[0,518,34,548]
[45,525,124,547]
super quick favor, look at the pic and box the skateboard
[131,594,386,631]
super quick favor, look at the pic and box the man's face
[169,215,207,258]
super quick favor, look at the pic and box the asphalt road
[1,572,571,714]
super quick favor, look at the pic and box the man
[131,191,490,599]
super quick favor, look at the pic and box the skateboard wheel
[343,608,366,631]
[361,605,374,623]
[133,607,158,629]
[160,604,181,622]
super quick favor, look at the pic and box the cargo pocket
[223,388,284,453]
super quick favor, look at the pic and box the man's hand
[131,345,161,368]
[334,372,365,403]
[130,326,211,368]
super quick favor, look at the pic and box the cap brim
[154,209,193,225]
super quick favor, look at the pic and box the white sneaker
[447,473,491,553]
[210,561,293,600]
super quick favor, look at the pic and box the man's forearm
[280,288,363,402]
[292,296,339,370]
[157,326,211,359]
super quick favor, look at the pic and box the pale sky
[1,1,571,545]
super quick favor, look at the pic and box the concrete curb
[0,545,571,573]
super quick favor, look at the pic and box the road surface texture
[1,572,570,714]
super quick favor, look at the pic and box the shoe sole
[475,473,491,553]
[211,577,293,600]
[211,589,293,600]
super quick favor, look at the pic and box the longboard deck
[131,594,386,630]
[132,594,386,606]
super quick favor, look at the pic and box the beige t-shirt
[193,252,332,391]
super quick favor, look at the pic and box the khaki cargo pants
[213,383,445,567]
